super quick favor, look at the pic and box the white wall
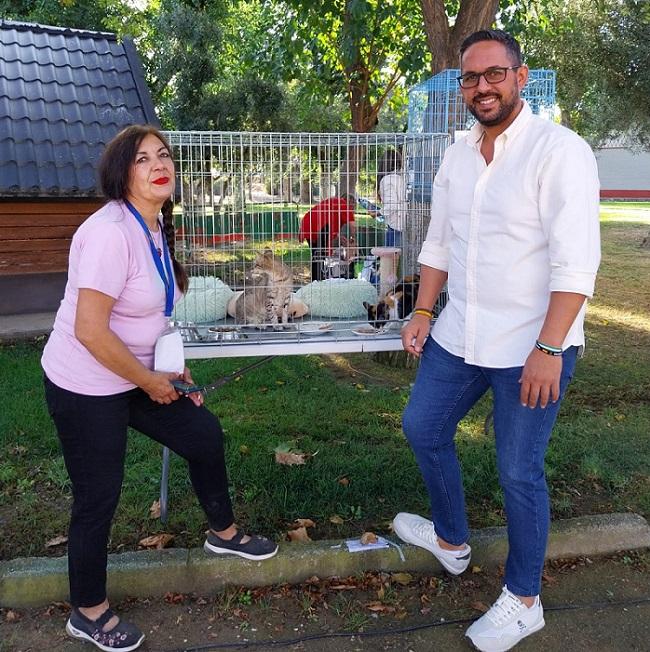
[594,146,650,197]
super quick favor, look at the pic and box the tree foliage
[274,0,431,132]
[512,0,650,147]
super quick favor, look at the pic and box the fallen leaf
[365,601,394,612]
[164,592,185,604]
[391,572,413,585]
[239,445,250,455]
[360,532,378,545]
[5,610,21,623]
[45,535,68,548]
[471,565,482,574]
[471,601,490,613]
[287,527,312,542]
[275,450,307,465]
[542,572,558,586]
[139,533,174,549]
[275,380,286,385]
[149,500,161,519]
[293,518,316,529]
[338,476,350,486]
[329,515,344,525]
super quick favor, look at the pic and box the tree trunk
[420,0,500,73]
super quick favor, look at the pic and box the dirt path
[1,551,648,652]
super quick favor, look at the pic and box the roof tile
[0,20,159,197]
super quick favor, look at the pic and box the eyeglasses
[456,66,520,89]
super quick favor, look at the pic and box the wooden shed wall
[0,200,103,276]
[0,200,103,315]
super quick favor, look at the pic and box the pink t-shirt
[41,200,180,395]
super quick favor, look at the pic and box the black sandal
[204,529,278,560]
[66,607,145,651]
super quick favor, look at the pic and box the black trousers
[43,376,234,607]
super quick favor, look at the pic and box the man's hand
[402,314,431,357]
[519,348,563,409]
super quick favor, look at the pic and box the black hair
[98,124,188,294]
[459,29,523,66]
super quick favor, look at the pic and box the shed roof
[0,20,159,198]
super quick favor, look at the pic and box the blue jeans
[402,338,578,596]
[385,226,402,248]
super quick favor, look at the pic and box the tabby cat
[234,249,293,328]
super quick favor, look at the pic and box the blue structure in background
[407,69,556,201]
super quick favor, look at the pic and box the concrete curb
[0,312,54,342]
[2,512,649,608]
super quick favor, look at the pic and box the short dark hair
[459,30,523,66]
[98,124,172,200]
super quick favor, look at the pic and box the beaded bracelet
[535,340,563,356]
[413,308,434,319]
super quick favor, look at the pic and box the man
[393,30,600,652]
[298,194,356,280]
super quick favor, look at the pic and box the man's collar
[466,100,533,148]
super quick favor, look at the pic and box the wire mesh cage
[163,131,449,353]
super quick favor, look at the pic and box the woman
[377,148,407,249]
[41,125,277,652]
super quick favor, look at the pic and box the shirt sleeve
[418,151,452,272]
[76,222,129,300]
[538,134,601,297]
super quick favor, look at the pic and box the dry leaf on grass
[149,500,161,519]
[139,533,174,549]
[337,476,350,486]
[45,535,68,548]
[274,443,309,466]
[365,601,395,613]
[5,610,21,623]
[360,531,378,545]
[471,601,490,613]
[287,527,312,542]
[293,518,316,529]
[391,572,413,585]
[329,515,345,525]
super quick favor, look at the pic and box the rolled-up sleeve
[538,135,601,297]
[418,152,452,272]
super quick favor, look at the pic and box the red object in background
[298,197,355,254]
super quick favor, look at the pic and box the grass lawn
[1,202,649,560]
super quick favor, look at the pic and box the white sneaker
[465,586,545,651]
[392,512,471,575]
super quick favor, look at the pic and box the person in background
[393,30,600,652]
[298,193,357,280]
[375,148,408,283]
[41,125,278,652]
[377,148,407,249]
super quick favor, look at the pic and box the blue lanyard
[125,199,175,317]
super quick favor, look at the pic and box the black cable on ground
[166,595,650,652]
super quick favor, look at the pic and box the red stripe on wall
[600,189,650,199]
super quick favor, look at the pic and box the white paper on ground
[345,536,391,553]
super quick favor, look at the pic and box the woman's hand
[181,367,204,407]
[402,314,431,357]
[142,371,180,404]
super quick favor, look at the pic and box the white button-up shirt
[419,101,601,368]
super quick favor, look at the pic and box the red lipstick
[153,177,170,185]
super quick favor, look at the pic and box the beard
[468,91,520,127]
